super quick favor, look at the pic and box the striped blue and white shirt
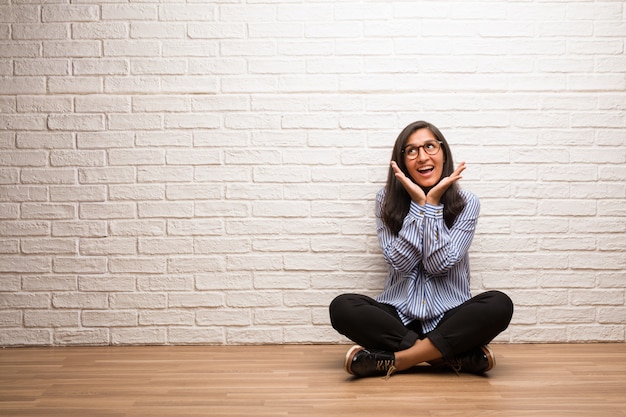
[375,188,480,333]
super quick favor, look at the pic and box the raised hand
[391,160,426,206]
[391,160,466,206]
[425,161,466,205]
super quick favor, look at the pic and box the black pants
[329,290,513,360]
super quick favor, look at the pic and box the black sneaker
[444,345,495,375]
[344,345,396,378]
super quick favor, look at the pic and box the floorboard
[1,343,625,417]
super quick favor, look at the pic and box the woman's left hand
[426,161,466,205]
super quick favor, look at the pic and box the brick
[138,238,193,255]
[112,328,167,345]
[15,59,69,76]
[78,167,135,184]
[73,23,128,39]
[79,202,135,219]
[25,311,79,328]
[79,276,136,292]
[0,330,51,346]
[50,185,106,202]
[22,238,76,254]
[167,219,223,236]
[108,220,165,237]
[139,310,194,326]
[74,95,131,113]
[77,132,134,149]
[22,276,77,291]
[54,329,109,346]
[73,59,129,76]
[168,328,225,344]
[0,293,50,308]
[109,185,165,201]
[109,293,166,309]
[52,221,106,238]
[82,311,137,327]
[79,238,136,256]
[53,257,107,274]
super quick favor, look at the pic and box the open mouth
[417,166,434,174]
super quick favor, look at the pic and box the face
[403,128,445,189]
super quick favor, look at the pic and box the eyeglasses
[402,140,443,159]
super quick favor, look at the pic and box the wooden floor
[0,343,625,417]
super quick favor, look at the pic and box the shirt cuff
[408,201,426,218]
[424,203,444,218]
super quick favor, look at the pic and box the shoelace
[384,365,396,380]
[445,358,462,376]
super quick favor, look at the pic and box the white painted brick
[0,311,21,327]
[108,114,162,131]
[168,256,226,274]
[50,185,106,202]
[22,238,76,254]
[195,237,249,253]
[79,202,135,219]
[25,311,79,328]
[168,328,225,345]
[137,275,193,292]
[167,219,224,236]
[0,239,19,253]
[15,59,69,76]
[79,238,136,256]
[226,254,283,272]
[104,77,160,94]
[196,272,252,291]
[52,221,106,238]
[165,184,221,200]
[0,42,40,58]
[109,293,166,309]
[53,257,107,275]
[54,329,109,346]
[131,59,186,75]
[165,149,221,165]
[110,150,165,166]
[111,328,167,345]
[0,115,46,131]
[108,220,165,237]
[140,310,195,326]
[568,325,624,343]
[21,168,76,184]
[168,293,224,308]
[255,308,310,325]
[1,330,52,346]
[198,202,249,218]
[82,311,137,327]
[73,23,128,39]
[78,167,134,184]
[75,95,131,113]
[138,202,193,218]
[79,276,135,292]
[138,238,193,255]
[1,1,625,346]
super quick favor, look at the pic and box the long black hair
[381,121,466,234]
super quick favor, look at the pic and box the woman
[329,121,514,378]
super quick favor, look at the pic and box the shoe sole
[482,345,495,372]
[344,345,363,375]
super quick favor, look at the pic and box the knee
[328,293,358,331]
[488,290,514,328]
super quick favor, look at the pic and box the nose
[415,146,429,161]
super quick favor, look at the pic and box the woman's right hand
[390,161,426,206]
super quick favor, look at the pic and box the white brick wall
[1,1,625,346]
